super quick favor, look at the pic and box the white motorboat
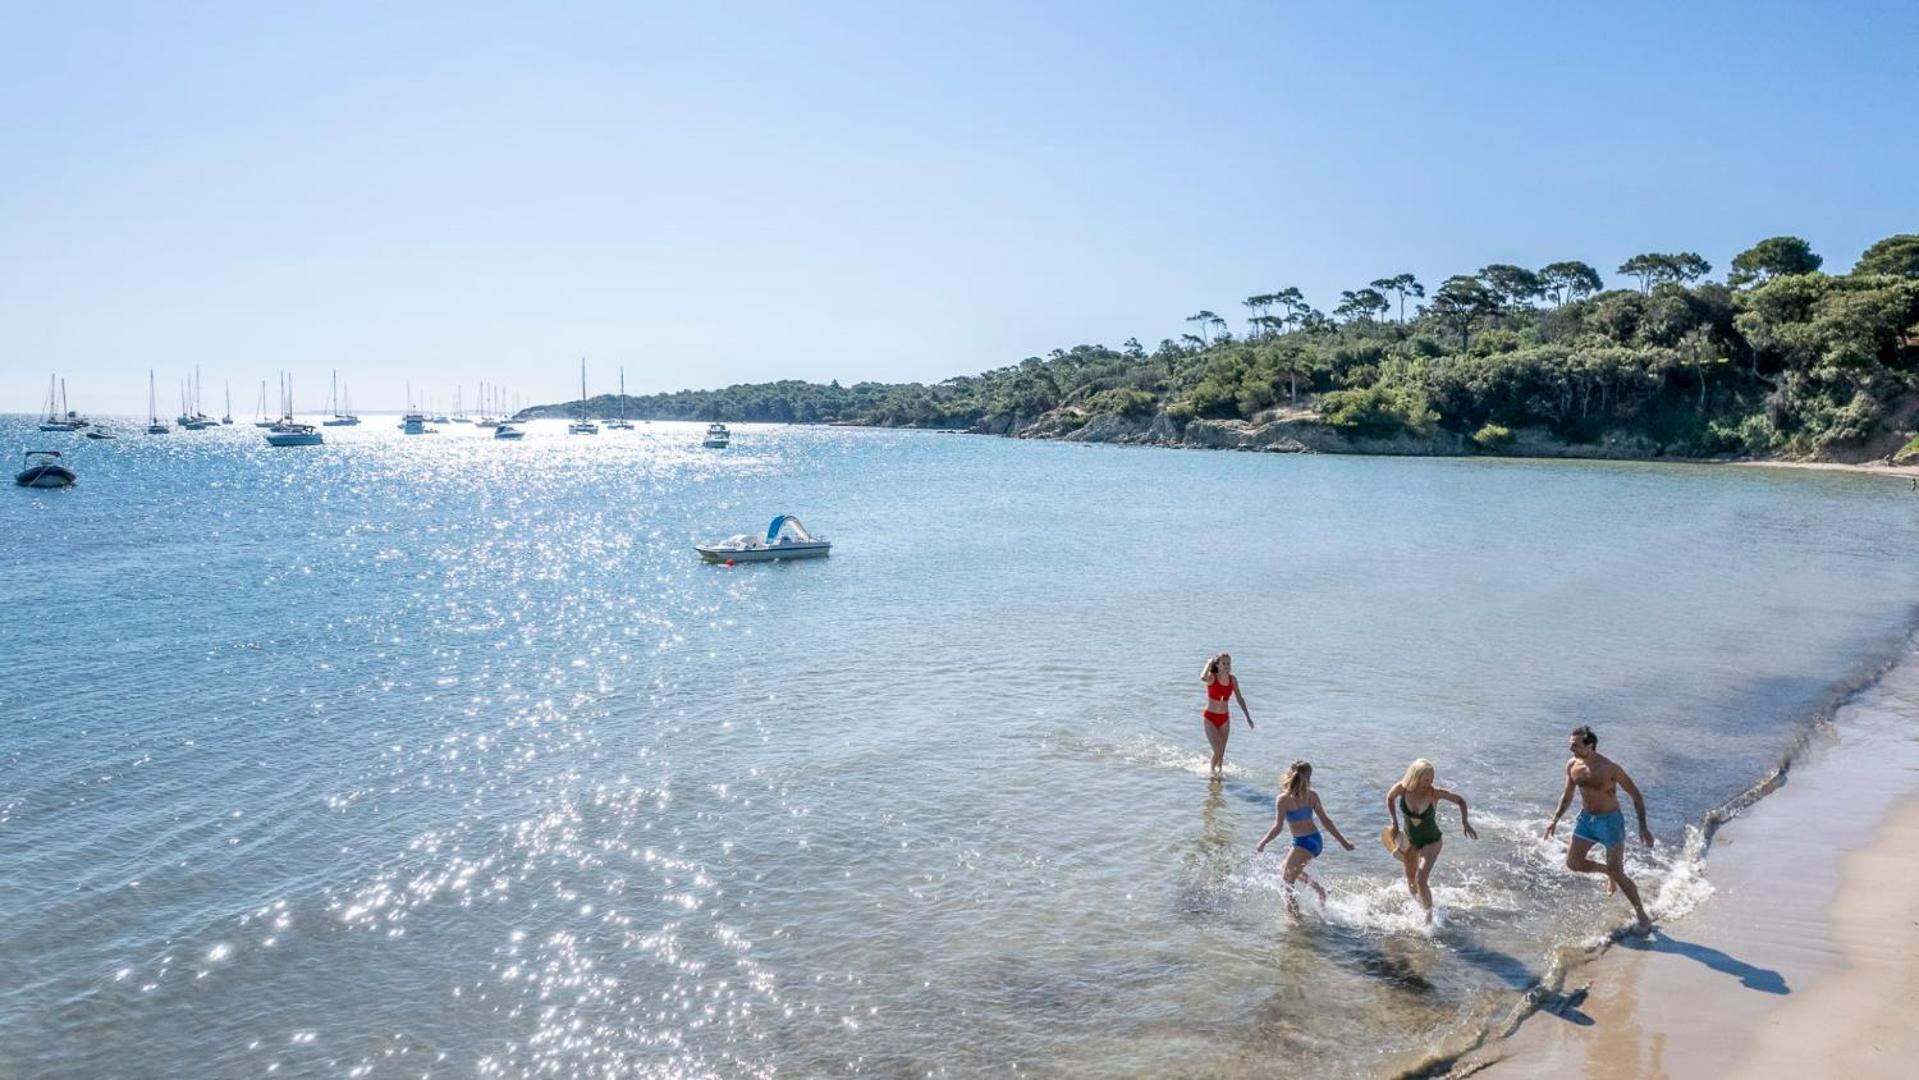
[702,423,730,448]
[493,422,525,440]
[15,450,77,488]
[696,515,831,563]
[399,408,435,435]
[85,428,116,440]
[265,422,324,447]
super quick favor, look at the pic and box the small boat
[15,450,76,488]
[697,515,831,563]
[475,381,501,427]
[702,423,730,448]
[607,368,635,429]
[37,376,90,431]
[323,372,361,426]
[494,422,525,440]
[221,381,234,424]
[399,408,434,435]
[569,359,598,434]
[265,422,323,447]
[146,370,169,434]
[264,374,323,445]
[252,380,275,427]
[178,366,215,428]
[85,429,116,440]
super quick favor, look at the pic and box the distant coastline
[528,233,1919,470]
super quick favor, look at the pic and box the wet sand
[1729,458,1919,480]
[1459,649,1919,1078]
[1728,798,1919,1077]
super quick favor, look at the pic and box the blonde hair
[1400,758,1435,792]
[1280,760,1312,799]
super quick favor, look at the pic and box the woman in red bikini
[1201,652,1253,778]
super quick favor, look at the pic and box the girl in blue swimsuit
[1255,761,1355,910]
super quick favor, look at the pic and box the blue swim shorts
[1573,809,1625,849]
[1293,831,1324,857]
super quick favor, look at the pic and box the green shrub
[1318,384,1438,439]
[1472,423,1516,452]
[1093,388,1158,418]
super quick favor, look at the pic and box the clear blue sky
[5,1,1916,414]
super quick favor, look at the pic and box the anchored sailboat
[265,373,324,446]
[608,367,634,429]
[323,370,361,426]
[146,370,168,434]
[568,359,599,434]
[38,375,89,431]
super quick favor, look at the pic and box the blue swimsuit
[1286,803,1323,856]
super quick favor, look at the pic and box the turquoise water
[4,417,1918,1077]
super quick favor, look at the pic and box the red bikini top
[1207,675,1235,702]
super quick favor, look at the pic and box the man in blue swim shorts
[1545,725,1655,932]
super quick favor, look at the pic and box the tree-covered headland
[536,233,1919,461]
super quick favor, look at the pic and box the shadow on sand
[1622,932,1790,994]
[1452,939,1595,1026]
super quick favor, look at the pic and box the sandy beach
[1730,458,1919,480]
[1457,647,1919,1079]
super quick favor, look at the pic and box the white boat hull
[696,542,830,563]
[265,432,324,447]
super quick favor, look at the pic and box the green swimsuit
[1401,798,1442,849]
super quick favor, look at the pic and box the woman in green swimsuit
[1385,758,1477,924]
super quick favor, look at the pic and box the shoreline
[1449,638,1919,1078]
[491,409,1919,479]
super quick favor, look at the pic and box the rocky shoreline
[524,400,1919,471]
[970,408,1707,461]
[951,404,1919,473]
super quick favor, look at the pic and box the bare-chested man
[1544,725,1654,931]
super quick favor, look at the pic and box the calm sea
[4,417,1917,1077]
